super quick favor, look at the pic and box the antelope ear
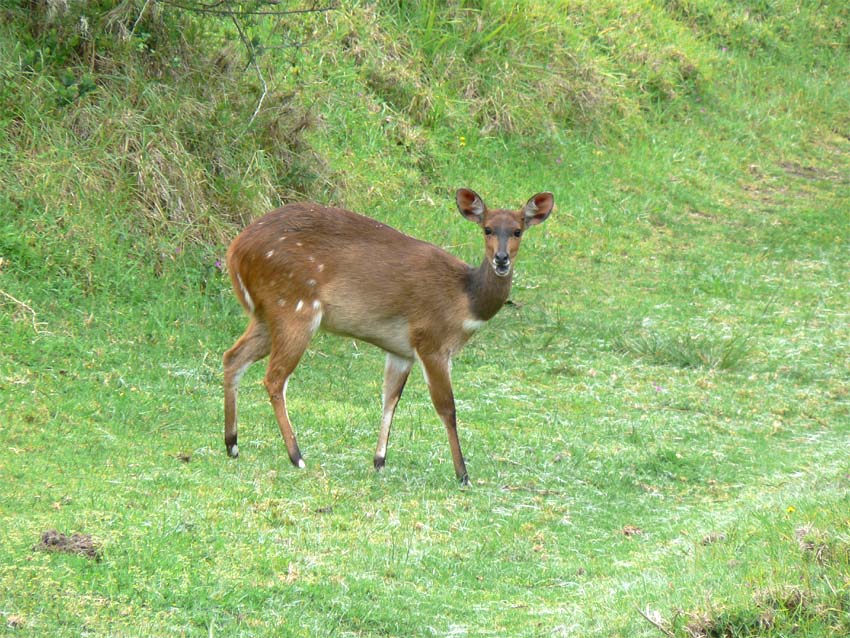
[456,188,487,224]
[523,192,554,226]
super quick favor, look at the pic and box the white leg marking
[377,354,414,460]
[375,436,388,460]
[281,377,306,469]
[231,359,252,386]
[236,273,254,314]
[414,352,451,388]
[414,352,430,387]
[309,309,323,334]
[310,300,323,332]
[387,353,413,372]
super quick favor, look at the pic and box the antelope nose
[495,251,509,266]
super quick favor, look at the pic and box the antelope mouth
[493,259,512,277]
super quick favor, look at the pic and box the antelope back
[226,203,474,358]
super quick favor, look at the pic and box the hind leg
[223,319,271,457]
[263,315,317,468]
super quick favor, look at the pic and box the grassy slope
[1,1,850,636]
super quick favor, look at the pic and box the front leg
[416,351,469,485]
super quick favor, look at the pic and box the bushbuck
[223,188,554,484]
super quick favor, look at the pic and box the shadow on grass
[667,526,850,637]
[614,329,752,371]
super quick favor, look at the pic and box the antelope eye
[513,229,522,238]
[484,227,493,236]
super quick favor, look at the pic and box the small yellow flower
[786,506,796,514]
[459,136,467,147]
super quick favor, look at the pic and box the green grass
[2,1,850,636]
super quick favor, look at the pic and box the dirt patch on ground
[34,530,101,561]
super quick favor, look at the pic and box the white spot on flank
[277,298,287,307]
[266,250,275,258]
[296,242,303,247]
[317,263,324,272]
[278,236,287,241]
[463,319,486,332]
[307,255,315,262]
[306,279,317,287]
[295,300,304,312]
[312,300,322,311]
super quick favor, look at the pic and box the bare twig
[193,0,229,8]
[636,607,675,638]
[500,484,566,496]
[129,0,153,38]
[155,0,337,17]
[229,13,267,136]
[0,290,48,335]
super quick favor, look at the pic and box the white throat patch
[463,319,486,333]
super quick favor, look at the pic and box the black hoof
[374,455,386,471]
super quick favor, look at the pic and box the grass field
[2,2,850,636]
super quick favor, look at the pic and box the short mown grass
[2,2,850,637]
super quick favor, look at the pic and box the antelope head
[456,188,554,278]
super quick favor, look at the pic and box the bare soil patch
[34,530,101,561]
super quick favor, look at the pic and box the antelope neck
[466,260,512,321]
